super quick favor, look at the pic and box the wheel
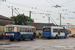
[23,39,25,41]
[18,39,21,41]
[10,39,14,41]
[56,35,58,39]
[47,37,50,39]
[30,39,33,40]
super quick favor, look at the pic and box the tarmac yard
[0,38,75,50]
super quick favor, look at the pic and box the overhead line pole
[29,11,31,26]
[48,17,50,23]
[11,6,13,17]
[60,14,61,26]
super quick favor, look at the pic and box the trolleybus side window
[53,29,58,32]
[43,28,51,32]
[60,29,65,32]
[25,28,27,32]
[53,29,65,32]
[32,28,35,32]
[6,27,14,32]
[17,27,20,32]
[20,27,23,32]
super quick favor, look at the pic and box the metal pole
[48,17,50,23]
[12,6,13,17]
[60,14,61,26]
[29,11,31,26]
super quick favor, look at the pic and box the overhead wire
[6,1,32,8]
[14,8,20,14]
[4,1,52,13]
[0,3,19,15]
[1,3,74,18]
[1,1,75,19]
[60,0,74,6]
[51,0,57,5]
[13,9,18,15]
[46,0,54,6]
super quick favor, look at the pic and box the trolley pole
[29,11,31,26]
[60,14,61,26]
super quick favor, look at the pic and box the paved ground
[0,38,75,50]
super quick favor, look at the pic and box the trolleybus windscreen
[43,28,51,32]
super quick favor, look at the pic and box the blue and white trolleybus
[42,26,67,39]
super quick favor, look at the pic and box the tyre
[56,35,58,39]
[23,39,25,41]
[47,37,50,39]
[30,39,33,40]
[10,39,14,41]
[18,39,21,41]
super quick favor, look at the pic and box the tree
[11,14,34,25]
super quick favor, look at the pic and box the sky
[0,0,75,25]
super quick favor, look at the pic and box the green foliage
[11,14,34,25]
[36,33,43,38]
[41,33,43,38]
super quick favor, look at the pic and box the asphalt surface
[0,38,75,50]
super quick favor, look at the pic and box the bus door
[52,29,59,36]
[58,29,65,36]
[43,28,51,36]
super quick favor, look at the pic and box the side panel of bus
[5,32,36,40]
[5,32,19,39]
[19,32,36,39]
[51,28,65,38]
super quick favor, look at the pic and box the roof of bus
[43,26,64,29]
[5,25,35,28]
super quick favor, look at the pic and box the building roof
[6,25,35,28]
[34,23,54,30]
[26,23,54,30]
[0,15,14,21]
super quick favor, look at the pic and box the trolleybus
[42,26,67,39]
[5,25,36,41]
